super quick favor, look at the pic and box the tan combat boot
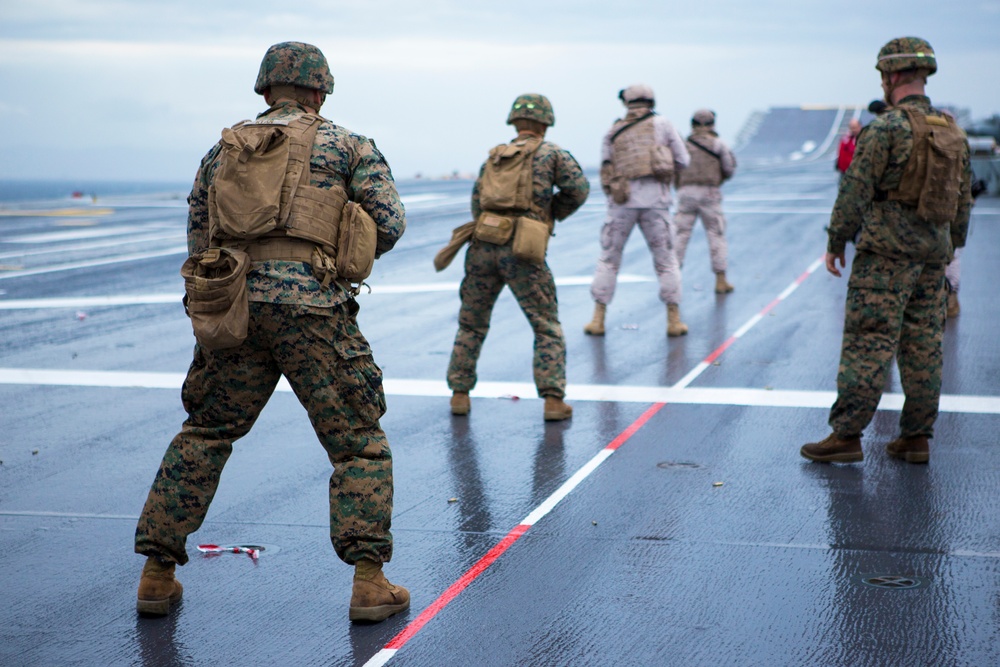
[667,303,688,337]
[583,302,607,336]
[886,435,929,464]
[543,396,573,421]
[946,291,960,318]
[800,433,863,463]
[349,559,410,623]
[450,391,470,415]
[715,272,734,294]
[136,557,183,616]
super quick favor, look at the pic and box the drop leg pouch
[181,247,251,350]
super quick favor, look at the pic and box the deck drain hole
[657,461,702,470]
[858,574,925,590]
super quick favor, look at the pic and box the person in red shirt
[835,118,862,175]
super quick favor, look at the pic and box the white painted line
[521,449,615,526]
[0,294,182,309]
[725,194,829,202]
[1,368,996,414]
[0,275,651,307]
[6,227,144,243]
[0,231,184,260]
[0,247,187,280]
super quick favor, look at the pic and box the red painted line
[696,254,823,371]
[703,335,738,365]
[606,401,666,450]
[378,403,665,659]
[386,523,530,649]
[759,296,783,316]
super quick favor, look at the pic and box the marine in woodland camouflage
[137,84,404,565]
[825,93,972,440]
[448,138,589,398]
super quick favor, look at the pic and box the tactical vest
[206,111,376,284]
[611,115,657,180]
[677,135,723,187]
[887,106,967,224]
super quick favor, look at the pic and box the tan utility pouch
[181,247,251,350]
[650,144,675,183]
[512,217,551,264]
[599,162,614,195]
[609,177,630,205]
[474,212,514,245]
[335,202,378,282]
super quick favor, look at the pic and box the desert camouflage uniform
[674,128,737,274]
[447,139,589,399]
[826,94,972,438]
[590,114,690,305]
[135,99,406,566]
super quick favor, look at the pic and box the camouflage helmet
[692,108,716,126]
[619,84,655,106]
[876,37,937,75]
[254,42,335,95]
[506,93,555,127]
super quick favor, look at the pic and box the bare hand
[825,251,846,277]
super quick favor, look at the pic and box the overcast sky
[1,0,998,182]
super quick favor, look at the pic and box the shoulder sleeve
[827,117,890,253]
[550,144,590,221]
[345,133,407,257]
[186,144,222,256]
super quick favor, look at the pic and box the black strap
[688,137,722,161]
[610,112,656,142]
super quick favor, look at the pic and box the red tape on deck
[370,254,825,665]
[379,403,664,657]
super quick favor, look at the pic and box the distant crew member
[584,84,691,337]
[133,42,410,622]
[836,118,862,176]
[673,109,738,294]
[446,94,590,421]
[801,37,972,465]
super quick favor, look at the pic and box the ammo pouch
[181,247,251,350]
[512,217,551,264]
[609,177,631,205]
[650,144,675,183]
[599,162,614,195]
[335,202,377,282]
[474,212,515,245]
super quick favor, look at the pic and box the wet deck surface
[2,110,999,666]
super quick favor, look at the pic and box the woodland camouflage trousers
[829,251,947,439]
[135,301,393,566]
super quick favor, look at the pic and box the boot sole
[349,600,410,623]
[887,449,929,464]
[800,447,863,463]
[450,406,470,415]
[136,593,181,616]
[544,412,572,421]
